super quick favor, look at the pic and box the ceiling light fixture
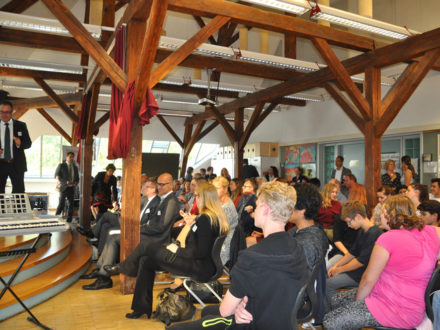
[0,57,92,74]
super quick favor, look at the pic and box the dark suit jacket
[0,120,32,172]
[55,162,79,190]
[331,166,352,183]
[92,171,118,202]
[140,195,161,231]
[140,192,180,245]
[243,164,259,179]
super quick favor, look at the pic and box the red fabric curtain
[107,27,159,160]
[74,93,90,163]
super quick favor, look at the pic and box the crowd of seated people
[74,161,440,329]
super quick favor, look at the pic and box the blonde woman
[213,177,238,265]
[381,159,401,192]
[123,183,230,319]
[317,183,341,228]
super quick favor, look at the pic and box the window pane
[25,136,42,177]
[152,141,169,149]
[168,142,182,155]
[142,140,153,153]
[41,136,62,177]
[324,145,335,183]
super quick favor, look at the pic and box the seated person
[324,195,440,329]
[103,173,181,278]
[168,181,309,330]
[115,183,230,319]
[317,183,342,241]
[289,183,329,270]
[418,200,440,226]
[326,201,383,300]
[80,178,160,290]
[327,214,357,269]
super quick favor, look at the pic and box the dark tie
[4,123,11,161]
[68,163,73,181]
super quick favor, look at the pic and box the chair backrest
[295,254,326,324]
[208,235,227,282]
[425,265,440,322]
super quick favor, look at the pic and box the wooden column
[364,66,382,208]
[180,124,193,179]
[80,84,99,229]
[119,19,146,294]
[234,108,244,179]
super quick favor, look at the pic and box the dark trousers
[0,161,25,194]
[56,186,75,222]
[92,212,120,254]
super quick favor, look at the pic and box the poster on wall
[283,144,317,180]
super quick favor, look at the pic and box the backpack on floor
[153,288,195,326]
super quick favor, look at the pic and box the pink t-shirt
[365,226,439,329]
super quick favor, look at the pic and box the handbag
[186,280,223,303]
[153,288,195,326]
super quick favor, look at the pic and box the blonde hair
[383,195,423,231]
[384,159,395,171]
[212,176,229,189]
[321,183,337,208]
[257,181,297,224]
[197,183,230,235]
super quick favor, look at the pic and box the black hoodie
[229,231,310,330]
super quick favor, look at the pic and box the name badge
[157,210,161,216]
[146,208,150,214]
[192,225,198,232]
[18,131,22,137]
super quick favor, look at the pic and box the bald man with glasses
[104,173,181,277]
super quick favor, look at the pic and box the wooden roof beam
[186,27,440,124]
[149,15,231,87]
[168,0,375,51]
[0,0,38,13]
[324,82,365,134]
[207,105,235,145]
[376,48,440,136]
[240,102,264,149]
[34,78,79,122]
[193,16,218,45]
[133,0,169,109]
[312,37,370,120]
[37,107,72,144]
[41,0,128,92]
[0,67,85,83]
[11,92,82,117]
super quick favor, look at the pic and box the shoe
[79,269,99,279]
[125,311,150,319]
[82,276,113,290]
[104,264,120,276]
[77,226,94,238]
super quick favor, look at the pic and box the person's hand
[179,210,196,225]
[245,205,253,213]
[178,196,187,202]
[13,136,21,147]
[173,219,185,228]
[166,243,179,253]
[246,236,258,248]
[235,296,253,324]
[328,266,341,277]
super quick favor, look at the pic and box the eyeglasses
[157,182,171,187]
[243,185,253,189]
[346,218,355,225]
[145,185,155,189]
[0,111,12,114]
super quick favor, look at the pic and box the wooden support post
[181,124,193,179]
[234,108,244,179]
[119,18,148,294]
[364,66,382,209]
[71,103,81,146]
[80,84,100,229]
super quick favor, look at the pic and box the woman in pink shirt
[324,195,440,329]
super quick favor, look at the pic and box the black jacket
[0,119,32,172]
[139,195,161,235]
[92,171,118,203]
[55,162,79,190]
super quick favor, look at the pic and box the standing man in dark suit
[103,172,181,277]
[331,156,351,197]
[243,158,259,179]
[0,101,32,194]
[55,151,79,222]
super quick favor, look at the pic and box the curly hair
[293,183,322,220]
[382,195,424,231]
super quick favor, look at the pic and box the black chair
[292,255,326,328]
[372,265,440,330]
[179,235,227,308]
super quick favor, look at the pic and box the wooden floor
[1,265,173,330]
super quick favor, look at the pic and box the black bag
[186,280,223,303]
[153,288,195,326]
